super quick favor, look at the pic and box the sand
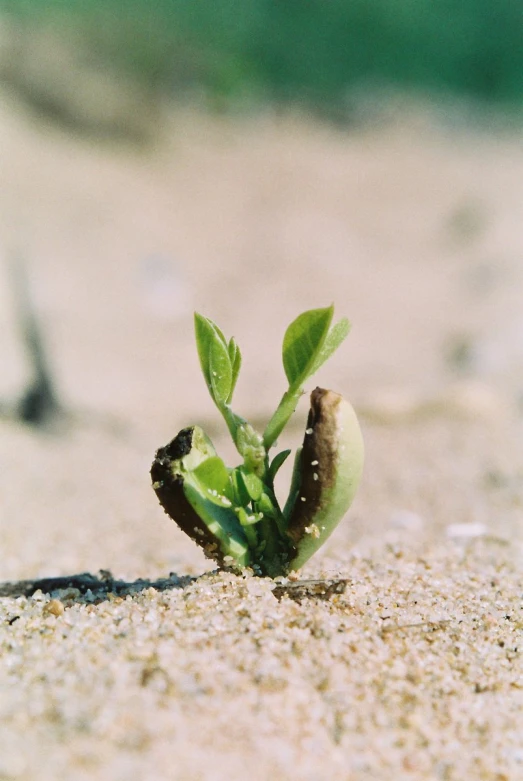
[1,93,523,780]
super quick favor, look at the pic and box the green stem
[262,387,303,450]
[220,404,247,451]
[242,522,258,549]
[255,516,279,570]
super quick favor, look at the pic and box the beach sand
[1,96,523,780]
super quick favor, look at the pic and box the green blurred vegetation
[2,0,523,109]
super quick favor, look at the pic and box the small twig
[380,619,451,635]
[272,578,349,602]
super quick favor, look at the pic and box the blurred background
[0,1,523,581]
[1,0,523,118]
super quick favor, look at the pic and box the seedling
[151,305,364,577]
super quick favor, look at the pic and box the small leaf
[192,456,230,494]
[269,449,291,482]
[230,467,251,506]
[310,317,351,376]
[191,457,234,507]
[209,338,233,406]
[228,337,238,366]
[238,467,263,501]
[237,507,261,527]
[282,306,333,388]
[264,307,350,449]
[283,446,303,520]
[256,491,279,519]
[227,337,242,403]
[194,313,228,390]
[194,313,214,388]
[211,321,228,347]
[182,482,250,561]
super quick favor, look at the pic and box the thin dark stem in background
[9,254,61,426]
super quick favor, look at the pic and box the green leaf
[192,456,229,493]
[182,482,249,562]
[256,491,279,519]
[227,337,242,403]
[238,467,263,501]
[194,314,245,446]
[212,321,228,346]
[283,447,303,520]
[264,307,351,449]
[194,313,228,391]
[282,306,333,388]
[191,456,234,507]
[268,449,291,482]
[229,467,251,506]
[209,338,233,406]
[237,507,262,527]
[228,337,238,367]
[194,313,213,388]
[310,317,351,376]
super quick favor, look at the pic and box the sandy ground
[1,90,523,780]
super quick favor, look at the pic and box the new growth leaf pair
[151,305,364,577]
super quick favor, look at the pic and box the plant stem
[242,522,258,549]
[262,387,303,450]
[220,404,246,450]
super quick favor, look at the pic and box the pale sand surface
[1,94,523,779]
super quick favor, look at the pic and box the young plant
[150,305,364,577]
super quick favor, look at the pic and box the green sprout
[151,305,364,577]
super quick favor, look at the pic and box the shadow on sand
[0,570,350,604]
[0,570,194,600]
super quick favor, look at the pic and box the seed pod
[151,426,250,568]
[284,387,364,571]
